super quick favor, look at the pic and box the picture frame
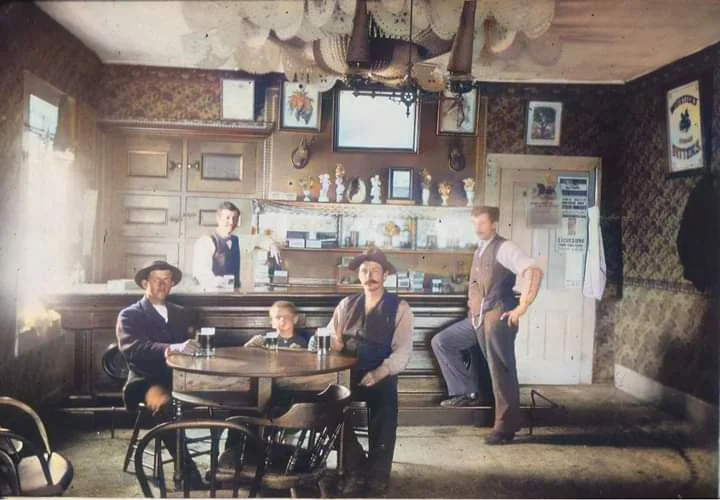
[333,89,419,152]
[387,167,414,202]
[526,101,562,146]
[437,89,479,136]
[280,81,322,131]
[666,80,706,176]
[221,79,255,121]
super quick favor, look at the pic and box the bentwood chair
[0,448,21,496]
[134,419,264,498]
[0,397,74,496]
[222,383,351,498]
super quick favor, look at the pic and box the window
[16,78,75,339]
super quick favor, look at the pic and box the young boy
[244,300,308,349]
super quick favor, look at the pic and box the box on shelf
[286,231,309,239]
[272,270,289,284]
[287,238,306,248]
[306,239,338,249]
[308,232,337,240]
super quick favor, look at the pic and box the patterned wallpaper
[611,43,719,402]
[98,65,280,121]
[0,2,101,401]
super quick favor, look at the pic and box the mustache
[363,280,380,285]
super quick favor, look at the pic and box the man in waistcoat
[192,201,242,290]
[116,260,206,487]
[431,206,543,445]
[329,247,414,496]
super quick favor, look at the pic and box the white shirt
[152,303,168,323]
[192,234,235,290]
[476,235,535,277]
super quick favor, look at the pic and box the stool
[338,400,370,473]
[100,343,128,439]
[527,389,561,435]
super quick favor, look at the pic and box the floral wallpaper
[0,2,101,401]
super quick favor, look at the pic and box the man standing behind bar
[328,247,414,496]
[193,201,241,290]
[431,206,543,445]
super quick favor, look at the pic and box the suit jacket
[115,296,194,408]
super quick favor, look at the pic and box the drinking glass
[264,331,279,351]
[197,327,216,356]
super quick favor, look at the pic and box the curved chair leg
[123,408,144,472]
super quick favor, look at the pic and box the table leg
[256,377,272,412]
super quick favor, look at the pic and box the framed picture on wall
[221,79,255,120]
[526,101,562,146]
[666,80,706,176]
[387,167,414,203]
[437,89,478,135]
[280,82,322,131]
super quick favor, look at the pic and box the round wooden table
[167,346,358,412]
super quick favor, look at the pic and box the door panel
[112,135,183,192]
[489,154,599,384]
[187,139,261,195]
[115,193,181,238]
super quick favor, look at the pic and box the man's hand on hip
[360,365,390,387]
[503,304,528,327]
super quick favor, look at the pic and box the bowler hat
[348,246,397,275]
[134,260,182,288]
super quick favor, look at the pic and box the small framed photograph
[526,101,563,146]
[280,82,322,131]
[437,89,478,135]
[666,80,706,176]
[388,167,414,202]
[222,79,255,120]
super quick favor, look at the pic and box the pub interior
[1,0,719,498]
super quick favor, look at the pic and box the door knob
[187,161,201,170]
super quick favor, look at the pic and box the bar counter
[44,285,470,424]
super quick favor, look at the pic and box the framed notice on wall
[666,80,706,176]
[222,79,255,121]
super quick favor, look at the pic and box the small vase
[422,188,430,206]
[465,189,475,207]
[303,190,311,202]
[441,194,450,207]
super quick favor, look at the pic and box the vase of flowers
[420,168,432,206]
[463,178,476,207]
[383,221,401,248]
[439,181,452,207]
[298,176,315,202]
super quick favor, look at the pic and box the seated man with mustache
[328,247,414,496]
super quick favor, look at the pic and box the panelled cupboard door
[113,135,183,192]
[118,241,181,280]
[115,193,182,238]
[187,139,260,195]
[183,197,254,240]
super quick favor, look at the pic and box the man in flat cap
[328,247,414,496]
[116,260,205,487]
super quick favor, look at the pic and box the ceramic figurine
[463,178,475,207]
[318,173,330,202]
[335,164,346,203]
[421,168,432,206]
[370,174,382,204]
[439,181,452,207]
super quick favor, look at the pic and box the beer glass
[264,331,279,351]
[315,328,331,356]
[197,327,216,356]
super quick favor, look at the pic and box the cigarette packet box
[287,238,306,248]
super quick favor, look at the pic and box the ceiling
[36,0,720,84]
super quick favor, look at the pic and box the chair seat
[17,452,74,496]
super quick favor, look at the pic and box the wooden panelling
[112,134,183,191]
[115,193,181,238]
[119,241,180,279]
[187,139,261,195]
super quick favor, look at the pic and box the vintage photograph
[526,101,563,146]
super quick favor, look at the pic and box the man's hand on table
[165,339,193,357]
[245,334,266,348]
[359,365,390,387]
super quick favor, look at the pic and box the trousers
[342,375,398,482]
[431,316,521,434]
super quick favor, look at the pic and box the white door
[486,154,601,384]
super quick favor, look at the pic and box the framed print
[388,167,414,202]
[437,89,478,135]
[222,79,255,120]
[280,82,322,131]
[526,101,562,146]
[333,90,419,152]
[666,80,705,175]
